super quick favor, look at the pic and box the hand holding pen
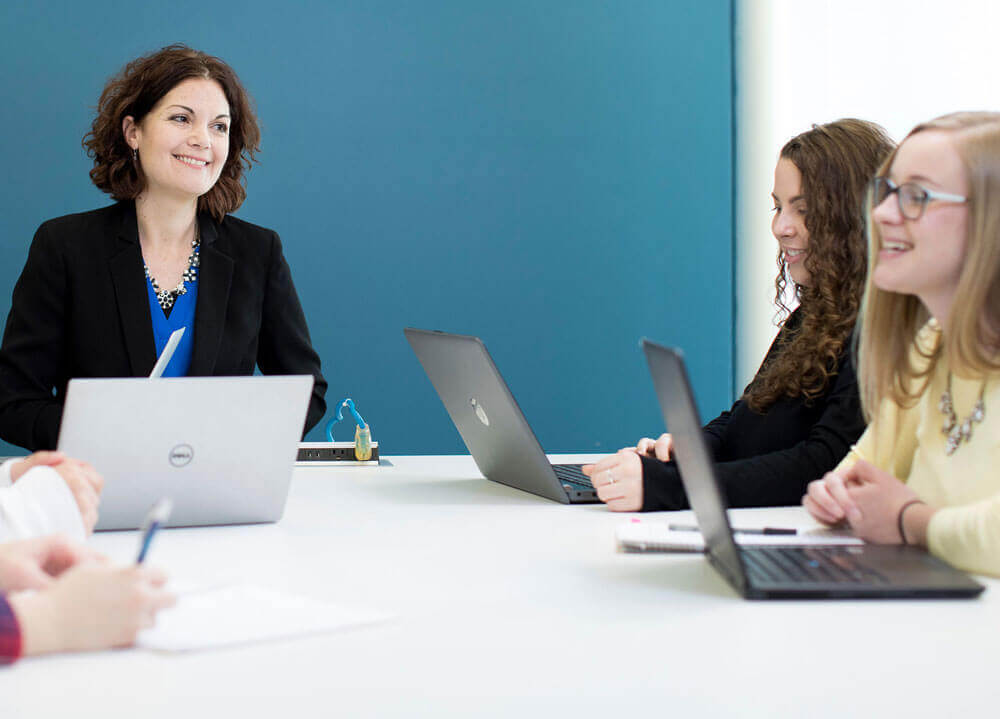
[137,498,172,564]
[1,517,176,655]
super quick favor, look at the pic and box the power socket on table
[296,441,379,466]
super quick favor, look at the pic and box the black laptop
[642,339,985,599]
[405,328,598,503]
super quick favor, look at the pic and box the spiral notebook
[616,519,863,553]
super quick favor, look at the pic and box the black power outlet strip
[296,441,380,465]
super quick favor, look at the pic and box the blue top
[146,278,197,377]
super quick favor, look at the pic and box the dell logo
[470,398,490,427]
[169,444,194,467]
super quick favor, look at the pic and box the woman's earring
[132,148,138,162]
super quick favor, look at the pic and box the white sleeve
[0,466,85,542]
[0,458,16,489]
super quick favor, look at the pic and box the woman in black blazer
[0,45,326,451]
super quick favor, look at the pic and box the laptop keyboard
[743,546,889,585]
[552,464,593,488]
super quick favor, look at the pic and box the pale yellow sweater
[838,321,1000,576]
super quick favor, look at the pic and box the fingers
[10,451,66,482]
[589,449,635,484]
[591,451,642,511]
[652,433,673,461]
[7,561,55,591]
[824,472,861,523]
[138,565,170,587]
[585,452,625,477]
[632,434,672,460]
[32,450,66,466]
[76,481,100,532]
[142,589,178,629]
[594,470,627,503]
[804,477,846,525]
[58,460,104,494]
[803,495,839,527]
[590,462,624,499]
[600,496,641,512]
[36,534,101,576]
[132,568,178,629]
[635,437,656,457]
[848,459,881,485]
[594,481,635,510]
[80,462,104,494]
[55,462,102,532]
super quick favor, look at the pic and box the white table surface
[2,454,998,718]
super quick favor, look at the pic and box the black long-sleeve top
[640,310,865,511]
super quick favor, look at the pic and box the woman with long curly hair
[0,45,326,450]
[805,112,1000,576]
[583,119,894,511]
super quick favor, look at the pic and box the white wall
[736,0,1000,390]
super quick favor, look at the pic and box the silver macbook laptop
[642,339,984,599]
[58,375,313,530]
[405,328,598,503]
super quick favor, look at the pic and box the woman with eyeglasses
[583,119,895,512]
[804,112,1000,576]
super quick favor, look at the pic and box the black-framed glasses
[872,177,967,220]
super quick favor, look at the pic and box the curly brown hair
[744,119,895,412]
[82,44,261,222]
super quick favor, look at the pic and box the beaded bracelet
[897,499,926,545]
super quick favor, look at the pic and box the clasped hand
[803,459,922,544]
[11,451,104,534]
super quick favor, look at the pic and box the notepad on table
[137,583,392,653]
[616,519,863,553]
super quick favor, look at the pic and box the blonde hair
[858,112,1000,420]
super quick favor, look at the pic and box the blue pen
[136,498,173,564]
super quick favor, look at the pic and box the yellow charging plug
[354,423,372,461]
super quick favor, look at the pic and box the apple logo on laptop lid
[470,398,490,427]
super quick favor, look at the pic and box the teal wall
[0,1,733,454]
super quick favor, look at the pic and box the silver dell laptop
[405,328,598,503]
[58,375,313,530]
[642,339,984,599]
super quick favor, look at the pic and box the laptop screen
[404,327,571,503]
[642,340,749,593]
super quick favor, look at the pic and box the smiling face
[771,157,811,287]
[123,77,231,203]
[871,130,969,321]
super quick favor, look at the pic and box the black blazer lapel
[109,205,156,376]
[189,217,233,376]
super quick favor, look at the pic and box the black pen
[668,523,798,536]
[136,498,173,564]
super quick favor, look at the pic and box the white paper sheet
[136,583,391,652]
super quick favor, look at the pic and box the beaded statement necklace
[939,372,986,456]
[144,226,201,312]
